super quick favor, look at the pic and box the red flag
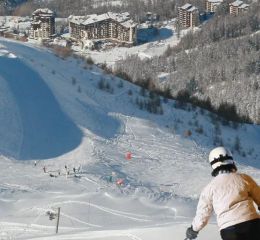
[125,152,132,160]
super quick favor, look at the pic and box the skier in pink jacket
[186,146,260,240]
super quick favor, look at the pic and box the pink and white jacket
[192,172,260,231]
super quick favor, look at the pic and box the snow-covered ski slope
[0,38,259,239]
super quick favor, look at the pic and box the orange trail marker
[116,178,124,186]
[125,152,132,160]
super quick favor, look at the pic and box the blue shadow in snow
[137,27,173,44]
[76,99,121,139]
[0,57,83,160]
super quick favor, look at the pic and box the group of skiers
[40,164,81,178]
[186,146,260,240]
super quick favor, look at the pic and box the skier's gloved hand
[186,226,198,239]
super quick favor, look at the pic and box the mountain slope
[0,38,259,239]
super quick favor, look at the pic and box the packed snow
[0,37,259,240]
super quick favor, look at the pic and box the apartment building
[68,12,137,45]
[229,0,250,16]
[29,8,55,40]
[178,3,199,28]
[205,0,223,13]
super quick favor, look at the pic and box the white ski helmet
[209,147,235,170]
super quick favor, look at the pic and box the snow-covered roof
[230,0,244,7]
[32,8,54,17]
[207,0,223,3]
[238,3,249,9]
[179,3,198,12]
[68,15,94,25]
[187,6,198,12]
[180,3,193,10]
[69,12,137,28]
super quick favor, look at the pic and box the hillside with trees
[3,0,203,19]
[0,0,27,14]
[114,1,260,124]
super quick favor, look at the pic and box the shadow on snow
[137,27,173,44]
[0,57,83,160]
[76,98,121,139]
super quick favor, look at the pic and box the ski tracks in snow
[51,200,151,223]
[124,233,143,240]
[28,231,144,240]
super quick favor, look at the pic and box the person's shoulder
[237,172,257,184]
[239,172,252,179]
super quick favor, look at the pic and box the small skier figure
[186,146,260,240]
[66,170,69,179]
[43,166,46,173]
[34,161,37,167]
[108,175,113,183]
[73,167,76,173]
